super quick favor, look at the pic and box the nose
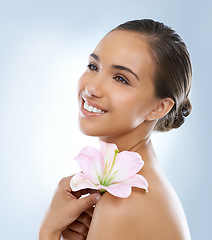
[85,74,104,98]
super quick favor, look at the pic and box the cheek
[110,92,143,126]
[111,89,153,127]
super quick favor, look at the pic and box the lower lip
[80,102,108,118]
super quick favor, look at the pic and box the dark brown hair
[112,19,192,132]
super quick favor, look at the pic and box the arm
[38,176,101,240]
[86,186,190,240]
[86,189,143,240]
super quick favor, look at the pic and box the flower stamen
[108,149,119,175]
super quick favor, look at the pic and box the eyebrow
[90,53,99,62]
[111,65,139,81]
[89,53,139,81]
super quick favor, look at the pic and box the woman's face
[77,30,158,138]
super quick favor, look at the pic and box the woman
[39,19,192,239]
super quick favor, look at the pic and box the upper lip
[82,97,108,112]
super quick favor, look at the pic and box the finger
[71,188,100,199]
[84,206,95,218]
[73,193,101,214]
[58,176,75,192]
[62,228,86,240]
[71,191,81,199]
[76,212,92,228]
[80,188,101,195]
[59,176,100,197]
[67,221,88,237]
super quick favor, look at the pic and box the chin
[79,124,106,137]
[78,121,100,136]
[78,122,131,139]
[78,114,141,138]
[78,116,110,137]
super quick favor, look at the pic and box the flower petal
[101,182,132,198]
[99,141,118,174]
[74,146,104,183]
[110,151,144,183]
[125,174,148,191]
[70,172,100,191]
[98,174,148,198]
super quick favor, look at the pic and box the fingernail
[95,194,101,201]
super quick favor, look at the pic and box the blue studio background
[0,1,211,239]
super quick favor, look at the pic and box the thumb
[76,193,102,213]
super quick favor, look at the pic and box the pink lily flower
[70,141,148,198]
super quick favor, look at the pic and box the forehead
[93,30,154,78]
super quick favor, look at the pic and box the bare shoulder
[87,170,191,240]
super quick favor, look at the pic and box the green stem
[99,189,107,195]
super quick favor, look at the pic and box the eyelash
[113,75,129,85]
[87,63,130,85]
[87,63,99,72]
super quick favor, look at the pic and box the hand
[38,176,101,240]
[61,206,94,240]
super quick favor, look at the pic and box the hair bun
[172,98,192,129]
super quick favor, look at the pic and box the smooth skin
[77,30,191,239]
[38,176,101,240]
[39,29,191,239]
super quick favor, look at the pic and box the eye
[114,75,130,85]
[87,63,99,72]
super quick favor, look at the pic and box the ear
[145,98,175,121]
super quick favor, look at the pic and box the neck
[98,120,157,160]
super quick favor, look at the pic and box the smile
[80,97,108,117]
[83,101,106,113]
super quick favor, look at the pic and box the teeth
[88,105,93,112]
[92,107,97,113]
[83,101,106,113]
